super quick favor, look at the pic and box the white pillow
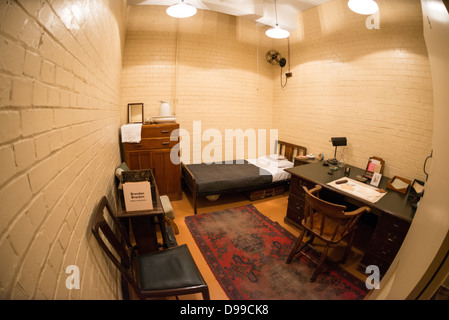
[267,154,286,161]
[276,159,293,168]
[259,155,292,168]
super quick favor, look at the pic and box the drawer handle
[387,237,394,242]
[161,130,170,134]
[162,142,170,146]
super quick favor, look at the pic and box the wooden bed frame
[181,140,307,214]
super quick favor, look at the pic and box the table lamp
[327,137,347,165]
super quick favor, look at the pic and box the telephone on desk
[408,179,425,209]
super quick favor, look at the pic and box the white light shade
[265,25,290,39]
[166,2,197,18]
[348,0,379,15]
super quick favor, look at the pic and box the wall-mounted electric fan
[266,49,291,88]
[265,50,286,67]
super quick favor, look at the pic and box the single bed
[181,141,307,214]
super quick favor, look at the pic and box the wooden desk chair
[92,196,210,300]
[286,185,370,282]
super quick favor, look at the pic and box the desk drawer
[374,214,410,244]
[286,194,305,225]
[360,252,392,275]
[363,213,410,270]
[367,234,402,261]
[123,138,178,151]
[290,175,315,198]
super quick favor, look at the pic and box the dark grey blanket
[186,160,273,194]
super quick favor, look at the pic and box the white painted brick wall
[274,0,433,181]
[123,1,433,181]
[0,0,435,300]
[122,7,275,162]
[0,0,127,299]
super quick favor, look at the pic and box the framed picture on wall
[128,103,144,123]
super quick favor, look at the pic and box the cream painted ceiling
[127,0,332,31]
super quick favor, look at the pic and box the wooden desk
[285,162,415,275]
[115,173,168,254]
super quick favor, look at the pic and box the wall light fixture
[265,0,290,39]
[348,0,379,15]
[166,0,197,18]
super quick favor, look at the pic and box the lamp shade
[265,25,290,39]
[166,1,197,18]
[348,0,379,15]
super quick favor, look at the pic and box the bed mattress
[185,156,293,194]
[186,160,271,194]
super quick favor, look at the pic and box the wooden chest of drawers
[123,123,181,200]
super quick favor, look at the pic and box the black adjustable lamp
[327,137,347,165]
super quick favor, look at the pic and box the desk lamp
[327,137,347,165]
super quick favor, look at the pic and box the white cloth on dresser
[121,124,142,143]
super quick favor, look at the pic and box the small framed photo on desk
[370,172,382,187]
[363,156,385,179]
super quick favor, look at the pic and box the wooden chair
[92,196,210,300]
[286,185,370,282]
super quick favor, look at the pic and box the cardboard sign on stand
[123,181,153,212]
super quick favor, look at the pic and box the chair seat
[302,214,351,243]
[138,244,206,291]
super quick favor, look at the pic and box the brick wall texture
[0,0,434,299]
[273,0,433,180]
[122,0,433,179]
[0,0,127,299]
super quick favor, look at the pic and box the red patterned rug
[185,204,368,300]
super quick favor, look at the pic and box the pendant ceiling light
[348,0,379,15]
[265,0,290,39]
[166,0,197,18]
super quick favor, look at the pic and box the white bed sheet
[247,155,294,182]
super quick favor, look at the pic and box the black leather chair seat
[138,244,206,291]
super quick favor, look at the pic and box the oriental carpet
[185,204,368,300]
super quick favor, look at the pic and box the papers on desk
[327,178,387,203]
[391,178,409,190]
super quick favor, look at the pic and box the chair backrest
[302,186,361,242]
[92,196,140,294]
